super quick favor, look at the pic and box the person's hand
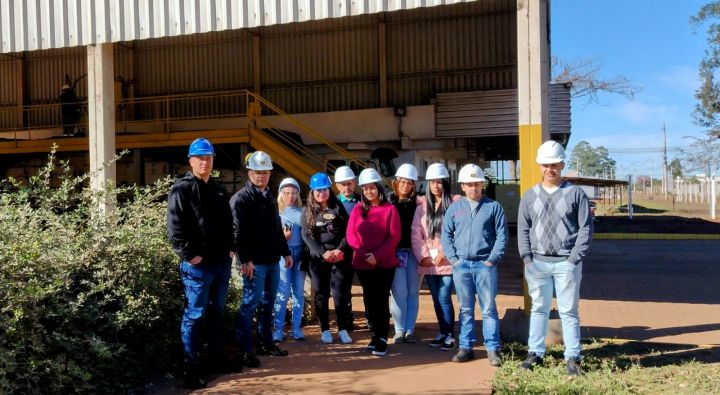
[419,257,433,267]
[365,252,377,266]
[229,251,235,258]
[333,250,344,262]
[438,257,451,266]
[283,226,292,241]
[285,256,293,269]
[433,252,446,266]
[322,250,334,262]
[483,261,494,267]
[242,261,256,279]
[189,256,202,265]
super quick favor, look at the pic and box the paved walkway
[198,239,720,394]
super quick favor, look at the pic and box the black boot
[183,361,207,389]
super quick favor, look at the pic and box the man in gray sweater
[517,140,593,377]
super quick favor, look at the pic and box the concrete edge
[594,233,720,240]
[592,337,718,349]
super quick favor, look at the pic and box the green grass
[493,340,720,394]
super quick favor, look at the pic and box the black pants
[356,267,396,341]
[309,259,354,331]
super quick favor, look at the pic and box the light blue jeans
[425,274,455,336]
[390,250,423,334]
[273,245,306,338]
[525,259,583,360]
[236,262,280,352]
[453,259,500,351]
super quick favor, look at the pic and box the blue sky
[552,0,710,179]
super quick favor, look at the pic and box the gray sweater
[517,181,593,265]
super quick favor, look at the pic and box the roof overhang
[1,0,477,54]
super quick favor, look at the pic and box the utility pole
[662,123,668,199]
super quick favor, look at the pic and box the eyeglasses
[397,179,414,186]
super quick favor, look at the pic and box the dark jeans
[356,267,396,341]
[236,262,280,353]
[180,257,232,363]
[309,259,354,331]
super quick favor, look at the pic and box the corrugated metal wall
[0,58,19,128]
[434,83,571,138]
[5,1,519,123]
[387,0,516,107]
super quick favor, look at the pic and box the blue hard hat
[188,138,215,157]
[309,172,332,190]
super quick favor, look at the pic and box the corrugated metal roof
[0,0,477,54]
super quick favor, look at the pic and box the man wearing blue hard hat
[167,138,237,389]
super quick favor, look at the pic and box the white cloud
[654,65,700,94]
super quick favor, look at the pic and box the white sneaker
[338,329,353,344]
[320,330,333,344]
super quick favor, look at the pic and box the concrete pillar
[87,43,116,212]
[517,0,550,315]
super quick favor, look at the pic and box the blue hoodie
[441,196,508,267]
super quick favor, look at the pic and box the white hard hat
[278,177,300,193]
[334,166,356,183]
[536,140,566,164]
[247,151,273,170]
[395,163,418,181]
[425,163,449,180]
[358,168,383,186]
[458,164,485,183]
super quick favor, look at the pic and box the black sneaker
[452,348,475,363]
[487,351,502,367]
[257,344,289,356]
[372,338,388,356]
[367,336,378,350]
[242,352,261,368]
[429,334,445,348]
[566,357,582,377]
[520,353,543,370]
[440,336,456,351]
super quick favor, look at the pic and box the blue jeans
[180,257,232,363]
[236,262,280,353]
[453,260,500,351]
[273,245,306,336]
[390,250,423,334]
[525,259,583,360]
[425,274,455,336]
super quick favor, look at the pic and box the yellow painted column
[518,0,550,315]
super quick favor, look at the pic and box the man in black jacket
[232,151,292,368]
[166,138,236,388]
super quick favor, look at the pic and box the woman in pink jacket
[347,168,401,357]
[411,163,460,351]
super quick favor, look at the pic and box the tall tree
[691,3,720,138]
[668,158,684,179]
[679,136,720,177]
[569,140,617,178]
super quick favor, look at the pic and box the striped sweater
[517,181,593,265]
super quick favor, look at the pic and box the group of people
[166,138,593,389]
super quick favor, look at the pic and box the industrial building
[0,0,566,208]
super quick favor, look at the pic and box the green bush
[0,151,184,393]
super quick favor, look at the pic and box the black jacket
[300,203,350,262]
[166,172,233,262]
[231,180,290,264]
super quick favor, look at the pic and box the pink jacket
[347,202,402,270]
[411,195,461,275]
